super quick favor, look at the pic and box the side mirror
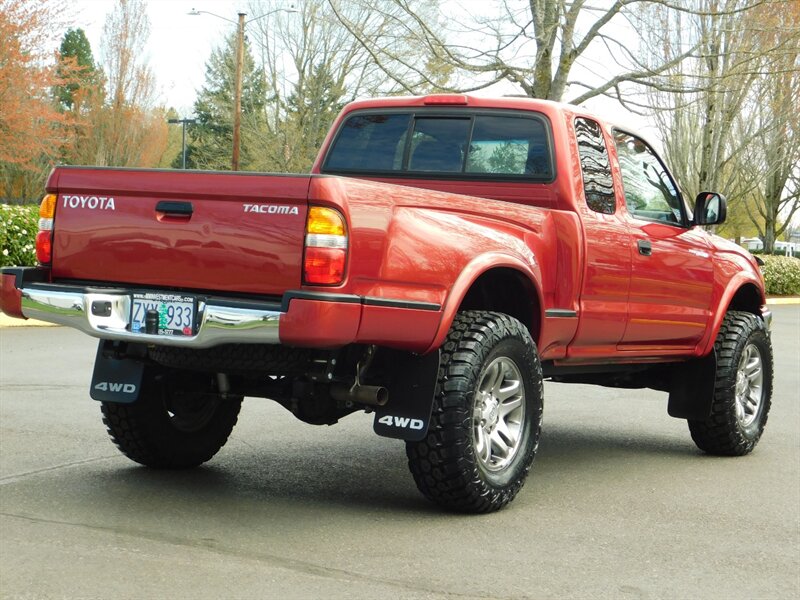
[694,192,727,226]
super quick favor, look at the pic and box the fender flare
[423,252,543,354]
[697,272,766,357]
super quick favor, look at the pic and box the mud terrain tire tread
[406,311,543,513]
[101,372,242,469]
[688,310,773,456]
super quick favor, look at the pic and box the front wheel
[101,368,242,469]
[406,311,543,513]
[688,311,773,456]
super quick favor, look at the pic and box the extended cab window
[323,111,553,180]
[614,131,684,225]
[575,118,615,214]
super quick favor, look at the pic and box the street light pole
[167,118,196,169]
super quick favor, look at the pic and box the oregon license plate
[130,292,196,336]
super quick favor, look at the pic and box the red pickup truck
[1,95,773,513]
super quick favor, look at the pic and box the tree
[639,0,799,251]
[328,0,713,103]
[54,28,107,167]
[0,0,76,200]
[642,1,760,194]
[96,0,166,167]
[248,0,432,172]
[279,62,347,172]
[159,108,185,168]
[180,32,267,171]
[738,8,800,251]
[55,28,101,111]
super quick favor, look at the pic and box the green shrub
[0,204,38,267]
[760,255,800,296]
[751,249,800,259]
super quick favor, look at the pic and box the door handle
[156,201,193,217]
[637,239,652,256]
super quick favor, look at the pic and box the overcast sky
[73,0,246,116]
[70,0,649,134]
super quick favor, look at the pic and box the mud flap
[373,349,440,441]
[667,349,716,420]
[90,341,144,403]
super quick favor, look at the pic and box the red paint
[0,273,25,318]
[279,299,361,347]
[357,304,441,352]
[50,170,310,296]
[6,94,761,365]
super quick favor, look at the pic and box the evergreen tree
[280,62,346,171]
[180,33,266,170]
[55,28,101,111]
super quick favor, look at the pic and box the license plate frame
[129,292,197,337]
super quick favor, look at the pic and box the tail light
[304,206,347,285]
[36,194,57,265]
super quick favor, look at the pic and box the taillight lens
[304,206,347,285]
[36,194,56,265]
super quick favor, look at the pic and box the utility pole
[232,12,245,171]
[189,6,297,171]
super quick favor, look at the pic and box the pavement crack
[0,455,120,485]
[0,511,496,599]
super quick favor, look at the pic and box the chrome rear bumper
[21,286,281,348]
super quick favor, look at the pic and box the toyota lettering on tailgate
[62,195,116,210]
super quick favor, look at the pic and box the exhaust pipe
[331,383,389,406]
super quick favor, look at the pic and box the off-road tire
[148,344,311,375]
[688,311,773,456]
[406,311,543,513]
[101,369,242,469]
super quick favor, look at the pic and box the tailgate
[50,168,310,296]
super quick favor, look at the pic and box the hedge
[760,255,800,296]
[0,204,37,268]
[1,203,799,296]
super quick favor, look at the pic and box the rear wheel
[688,311,773,456]
[101,368,242,468]
[406,311,543,513]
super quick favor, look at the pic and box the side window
[613,131,684,225]
[575,118,615,214]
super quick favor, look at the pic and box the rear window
[322,111,553,180]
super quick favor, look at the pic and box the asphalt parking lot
[1,305,798,599]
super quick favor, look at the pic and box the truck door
[566,117,632,358]
[611,131,714,350]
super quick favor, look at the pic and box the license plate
[130,293,196,336]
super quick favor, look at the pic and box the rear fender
[424,253,543,354]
